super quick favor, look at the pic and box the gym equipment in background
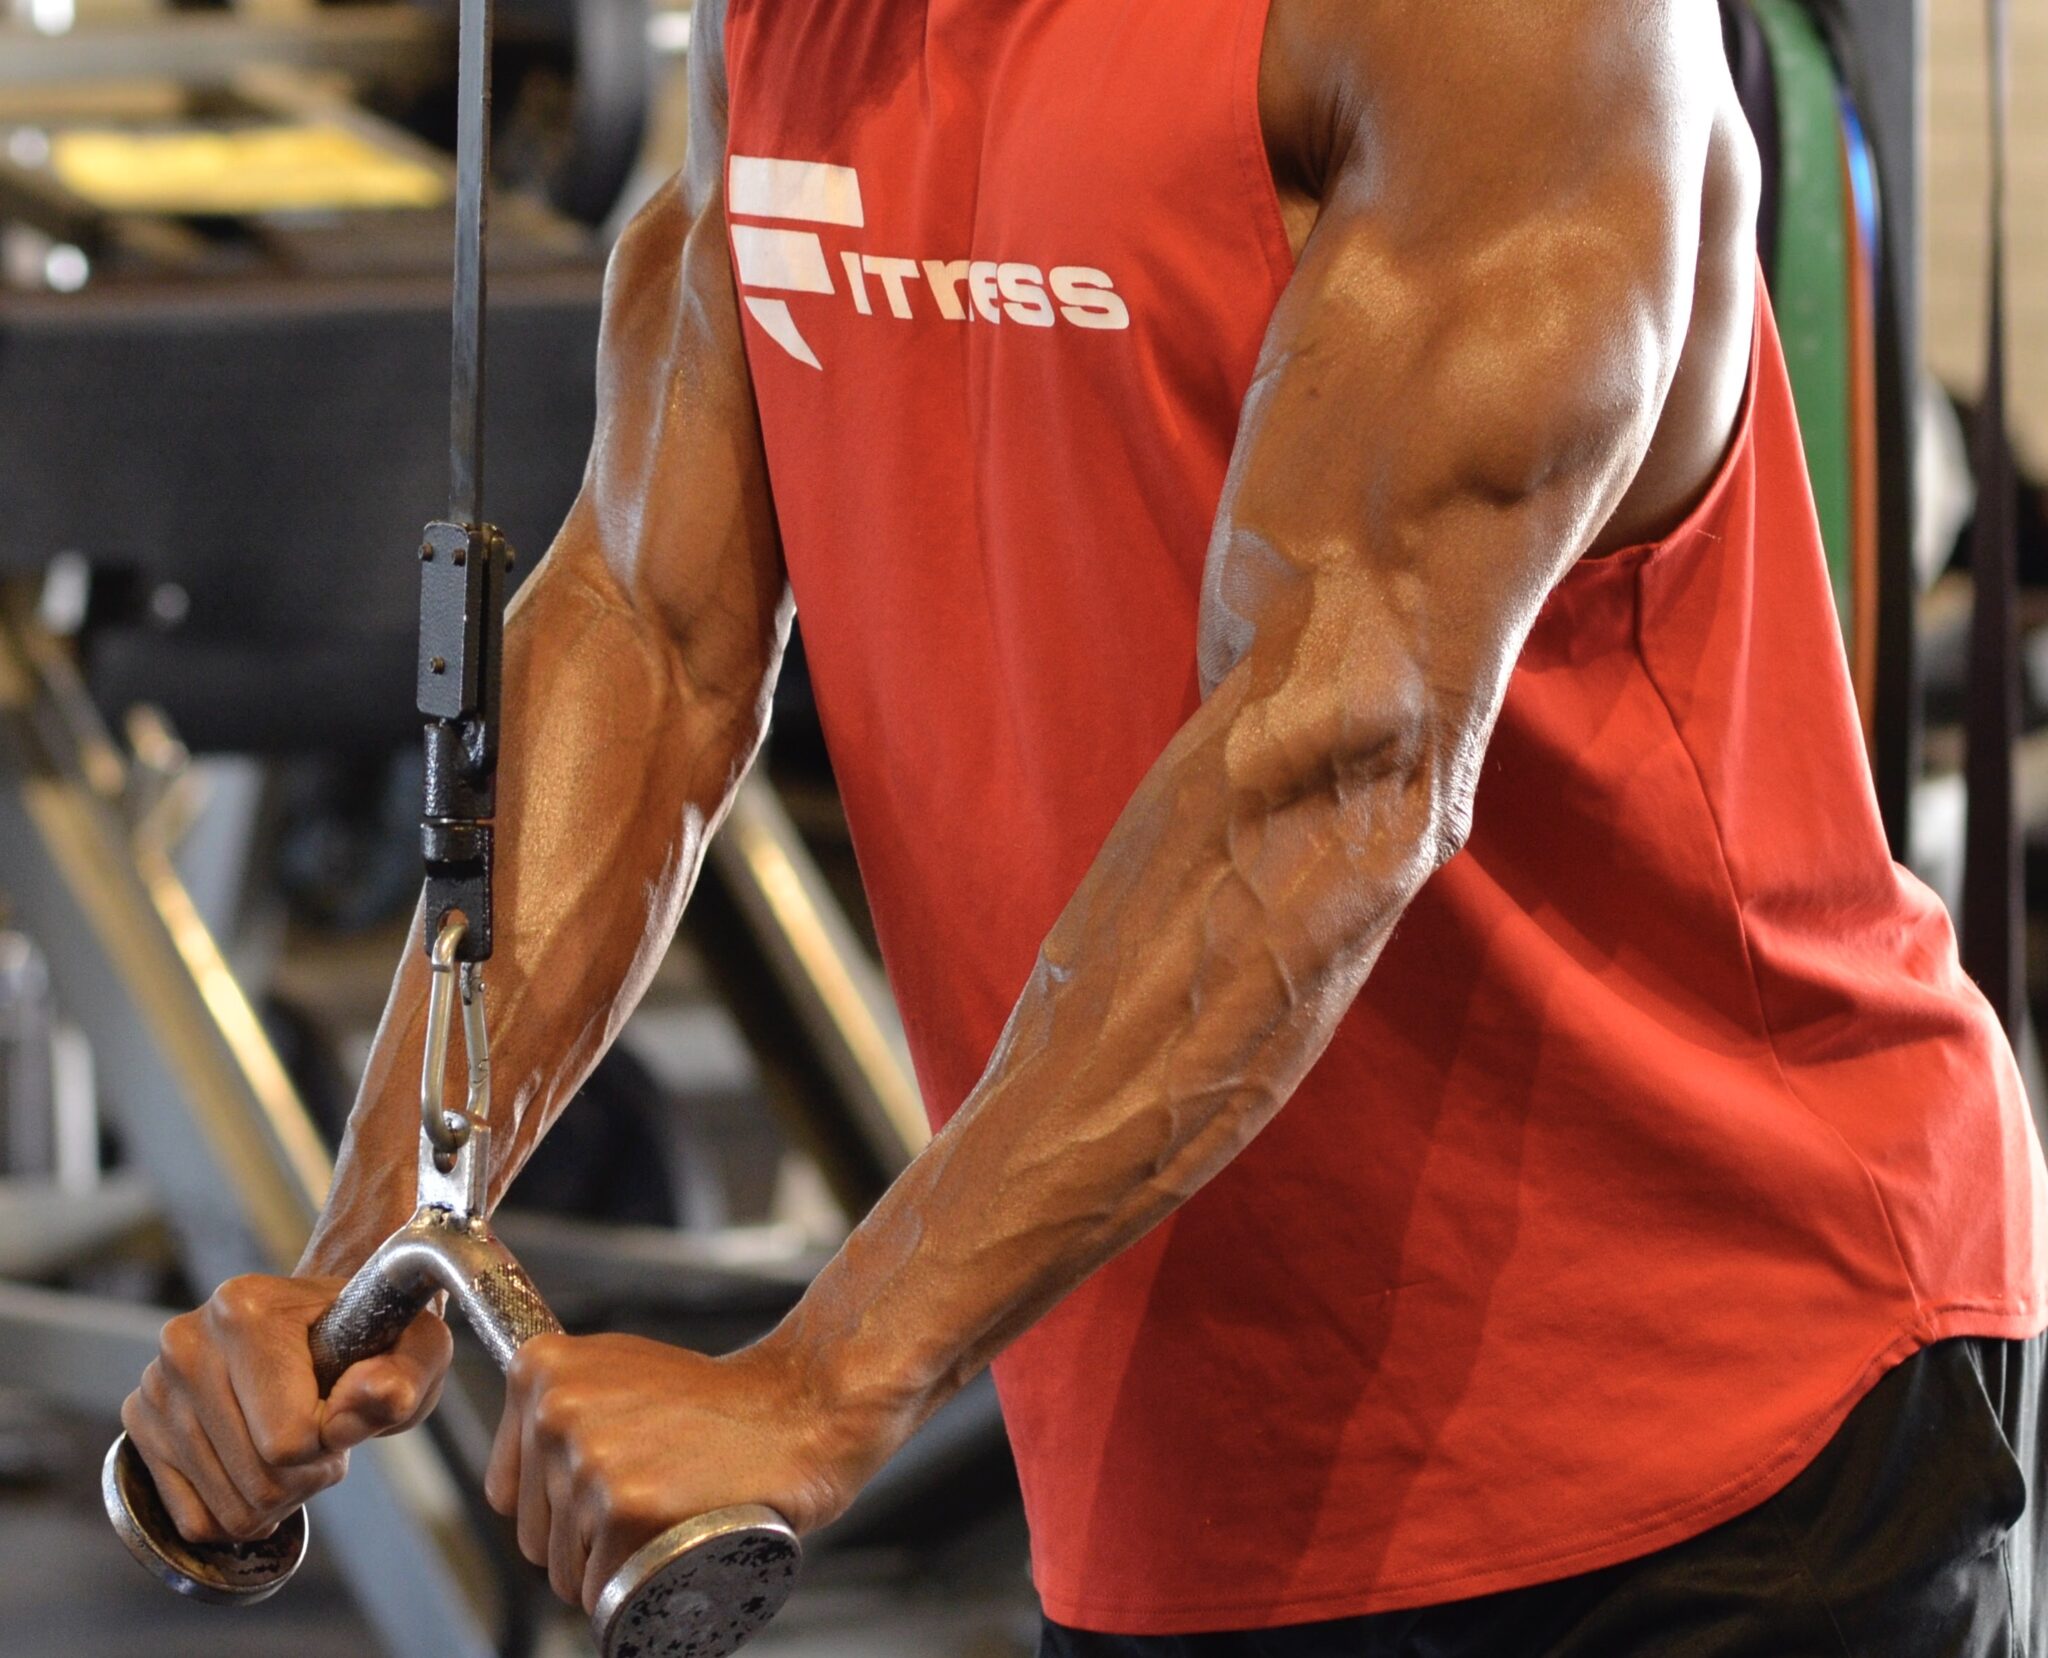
[106,919,800,1658]
[95,0,805,1641]
[1727,0,1920,852]
[1960,0,2022,1035]
[1754,0,1858,640]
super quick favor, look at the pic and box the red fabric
[721,0,2048,1632]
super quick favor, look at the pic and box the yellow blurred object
[49,123,447,215]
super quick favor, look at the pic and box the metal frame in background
[0,585,942,1655]
[0,591,503,1658]
[0,8,442,91]
[697,779,929,1218]
[1830,0,1923,858]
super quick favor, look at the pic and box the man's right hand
[119,1273,453,1545]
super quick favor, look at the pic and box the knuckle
[295,1452,350,1499]
[171,1501,226,1546]
[509,1338,563,1395]
[250,1418,314,1467]
[602,1478,661,1534]
[570,1435,626,1494]
[353,1373,406,1424]
[157,1314,204,1375]
[243,1470,289,1512]
[208,1276,267,1331]
[530,1386,579,1441]
[568,1460,608,1513]
[212,1495,264,1543]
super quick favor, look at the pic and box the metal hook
[459,957,491,1138]
[422,913,489,1162]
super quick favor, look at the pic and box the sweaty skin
[123,0,1758,1615]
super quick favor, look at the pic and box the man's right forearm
[295,157,790,1278]
[301,535,786,1275]
[126,52,787,1558]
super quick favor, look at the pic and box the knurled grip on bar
[308,1206,562,1388]
[307,1264,434,1394]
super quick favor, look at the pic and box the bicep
[1202,18,1710,785]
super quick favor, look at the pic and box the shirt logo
[727,155,1131,370]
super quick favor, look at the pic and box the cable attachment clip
[421,913,492,1168]
[418,519,512,963]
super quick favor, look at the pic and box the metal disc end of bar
[102,1433,308,1605]
[593,1505,800,1658]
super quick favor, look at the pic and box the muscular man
[122,2,2048,1652]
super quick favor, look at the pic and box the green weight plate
[1753,0,1854,646]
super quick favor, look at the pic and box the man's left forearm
[762,647,1461,1467]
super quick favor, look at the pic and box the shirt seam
[1629,551,1925,1312]
[1234,0,1299,294]
[1035,1297,2046,1627]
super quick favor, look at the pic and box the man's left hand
[485,1331,887,1613]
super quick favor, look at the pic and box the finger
[132,1445,224,1548]
[580,1531,613,1618]
[383,1305,454,1431]
[319,1362,421,1452]
[581,1493,661,1618]
[158,1284,331,1532]
[121,1387,221,1547]
[178,1328,305,1532]
[170,1399,273,1541]
[317,1304,450,1452]
[211,1277,330,1469]
[485,1392,522,1517]
[546,1447,587,1606]
[125,1377,261,1544]
[133,1359,249,1540]
[517,1394,555,1569]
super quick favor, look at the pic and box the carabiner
[421,913,492,1163]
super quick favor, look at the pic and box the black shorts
[1041,1334,2046,1658]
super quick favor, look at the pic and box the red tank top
[722,0,2048,1631]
